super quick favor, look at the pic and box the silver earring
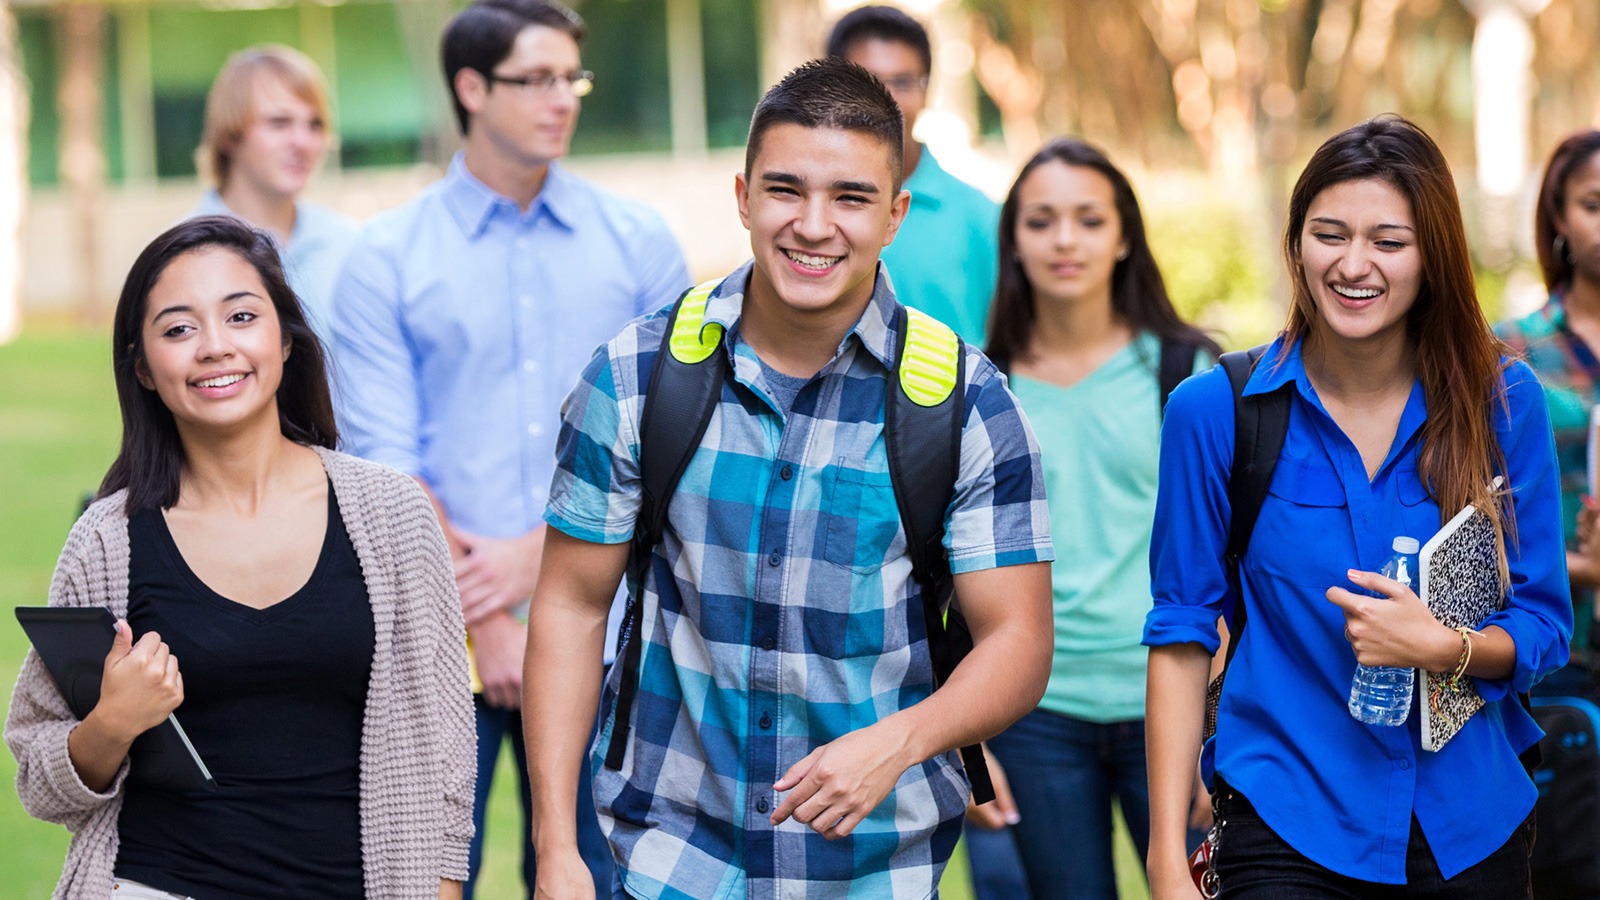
[1116,248,1129,261]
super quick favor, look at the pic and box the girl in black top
[29,216,469,899]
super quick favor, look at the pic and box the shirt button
[1397,758,1411,770]
[768,551,781,567]
[519,294,534,307]
[522,359,539,374]
[760,637,775,651]
[527,422,545,437]
[756,797,769,814]
[759,713,772,730]
[780,465,793,481]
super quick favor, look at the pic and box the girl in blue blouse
[1144,117,1571,898]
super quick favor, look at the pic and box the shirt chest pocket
[1250,457,1349,586]
[823,459,905,574]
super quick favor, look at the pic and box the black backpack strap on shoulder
[885,305,995,804]
[1157,338,1200,417]
[1203,345,1291,741]
[1218,345,1289,667]
[605,278,726,771]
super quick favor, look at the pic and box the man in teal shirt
[828,5,999,346]
[827,9,1014,898]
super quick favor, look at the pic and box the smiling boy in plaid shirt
[523,58,1054,899]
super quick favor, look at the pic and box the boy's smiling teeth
[784,249,842,270]
[1332,285,1380,300]
[196,373,245,389]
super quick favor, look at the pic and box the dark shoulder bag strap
[1158,339,1201,417]
[1205,345,1290,739]
[884,306,995,804]
[605,281,726,770]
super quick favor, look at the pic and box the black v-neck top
[115,484,374,898]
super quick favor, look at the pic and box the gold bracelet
[1429,627,1483,714]
[1443,627,1482,691]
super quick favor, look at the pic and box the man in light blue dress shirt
[332,1,690,896]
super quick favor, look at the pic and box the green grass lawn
[0,329,1148,897]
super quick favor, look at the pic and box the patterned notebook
[1418,497,1503,752]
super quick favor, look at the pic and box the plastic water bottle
[1347,536,1421,726]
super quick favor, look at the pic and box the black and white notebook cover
[1417,494,1503,752]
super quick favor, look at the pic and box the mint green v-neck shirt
[1009,331,1207,722]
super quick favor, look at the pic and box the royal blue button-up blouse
[1145,335,1571,883]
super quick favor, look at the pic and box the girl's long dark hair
[1535,130,1600,293]
[99,215,337,512]
[985,137,1220,368]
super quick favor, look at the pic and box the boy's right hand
[92,619,183,742]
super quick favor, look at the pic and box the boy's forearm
[891,562,1053,764]
[888,609,1050,765]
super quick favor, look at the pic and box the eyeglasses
[487,69,595,98]
[880,75,929,95]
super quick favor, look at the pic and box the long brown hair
[1283,116,1511,569]
[986,137,1219,369]
[1534,130,1600,293]
[100,216,337,513]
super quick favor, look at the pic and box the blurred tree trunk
[394,0,458,166]
[1531,0,1600,151]
[56,2,106,325]
[1463,0,1548,265]
[759,0,826,89]
[1133,0,1272,180]
[967,9,1041,160]
[0,0,26,343]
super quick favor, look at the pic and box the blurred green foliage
[1146,196,1279,351]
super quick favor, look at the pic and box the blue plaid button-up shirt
[546,261,1054,899]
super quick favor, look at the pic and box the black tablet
[15,607,216,793]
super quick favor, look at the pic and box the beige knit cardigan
[5,447,475,899]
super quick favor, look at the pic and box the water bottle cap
[1392,536,1420,554]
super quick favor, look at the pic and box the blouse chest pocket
[1394,464,1431,506]
[823,459,905,575]
[1265,456,1347,508]
[1250,457,1349,585]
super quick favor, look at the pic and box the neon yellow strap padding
[900,307,960,407]
[668,278,726,364]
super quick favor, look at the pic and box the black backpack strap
[1157,338,1200,417]
[885,306,994,804]
[605,279,726,771]
[1218,345,1291,674]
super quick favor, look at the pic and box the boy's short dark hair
[825,5,932,76]
[745,58,905,189]
[441,0,586,133]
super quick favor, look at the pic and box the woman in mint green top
[972,138,1219,900]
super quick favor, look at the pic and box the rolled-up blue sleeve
[1144,364,1238,654]
[1474,361,1572,700]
